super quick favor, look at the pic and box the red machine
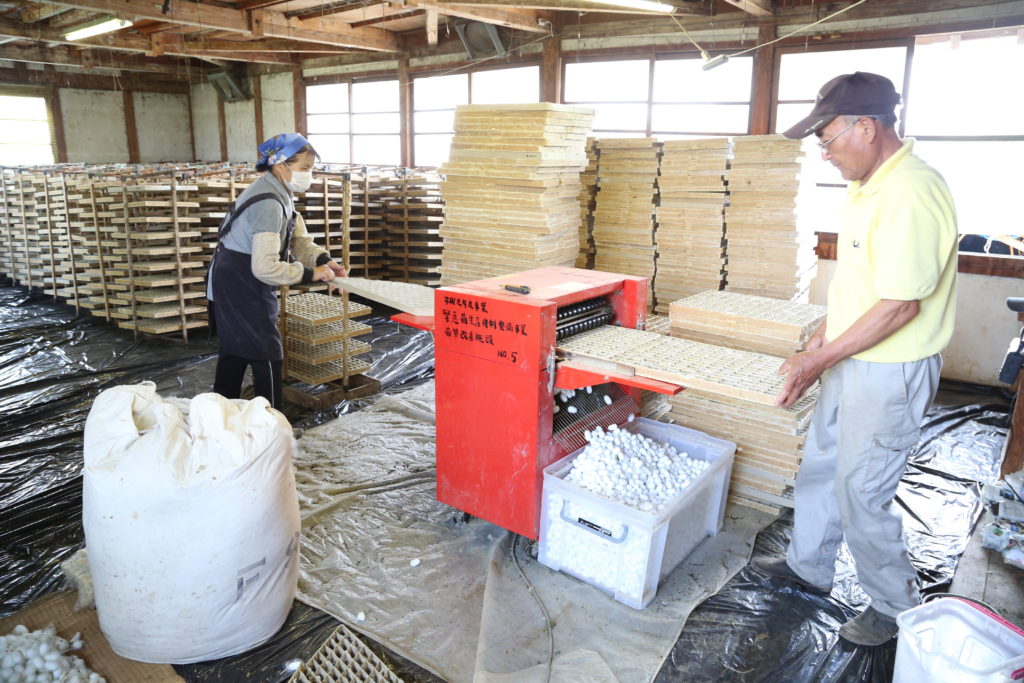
[394,266,682,539]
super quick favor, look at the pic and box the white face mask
[286,170,313,194]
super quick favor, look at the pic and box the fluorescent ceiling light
[584,0,677,13]
[65,17,132,41]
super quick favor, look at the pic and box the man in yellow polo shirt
[752,72,958,645]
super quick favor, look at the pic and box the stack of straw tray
[283,292,373,386]
[654,138,731,312]
[64,179,124,321]
[668,290,826,357]
[592,137,660,305]
[439,103,594,285]
[725,135,817,301]
[555,324,818,513]
[574,137,599,269]
[378,173,443,286]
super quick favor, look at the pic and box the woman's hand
[312,264,335,282]
[326,260,347,278]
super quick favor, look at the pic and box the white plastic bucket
[894,597,1024,682]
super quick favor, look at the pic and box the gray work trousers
[787,353,942,617]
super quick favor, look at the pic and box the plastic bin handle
[560,500,629,544]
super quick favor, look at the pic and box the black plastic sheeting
[0,285,438,682]
[655,382,1012,682]
[1,284,1013,683]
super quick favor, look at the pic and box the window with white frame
[652,55,753,138]
[774,45,910,235]
[0,95,54,165]
[412,65,540,167]
[306,83,350,164]
[306,79,401,165]
[352,79,401,166]
[563,59,650,137]
[906,30,1024,253]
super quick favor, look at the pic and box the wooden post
[187,90,197,162]
[362,170,370,278]
[61,174,81,314]
[49,86,67,164]
[2,171,14,283]
[42,175,58,301]
[121,186,138,338]
[254,72,264,147]
[123,90,140,163]
[541,35,561,103]
[397,55,413,167]
[342,173,351,273]
[170,177,189,341]
[280,284,289,381]
[321,175,331,254]
[18,174,30,290]
[89,183,111,322]
[217,96,228,162]
[401,175,410,283]
[749,24,776,135]
[293,68,307,137]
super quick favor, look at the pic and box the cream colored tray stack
[592,137,660,306]
[725,135,817,302]
[438,103,595,286]
[667,289,827,512]
[668,290,826,357]
[654,138,731,312]
[575,136,599,269]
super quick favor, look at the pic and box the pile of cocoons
[0,624,104,683]
[565,424,709,513]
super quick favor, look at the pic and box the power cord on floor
[511,536,554,683]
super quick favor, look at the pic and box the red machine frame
[395,266,681,539]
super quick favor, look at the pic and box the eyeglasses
[816,118,861,151]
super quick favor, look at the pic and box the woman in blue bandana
[207,133,346,408]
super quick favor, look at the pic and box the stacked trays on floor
[439,103,595,285]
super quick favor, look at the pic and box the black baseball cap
[782,71,901,139]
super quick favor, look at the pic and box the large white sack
[82,382,301,664]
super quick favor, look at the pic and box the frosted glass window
[0,95,53,165]
[352,113,400,134]
[777,47,906,102]
[651,104,749,134]
[306,84,348,114]
[564,60,649,102]
[907,34,1024,136]
[353,134,400,165]
[591,103,647,131]
[352,80,399,113]
[307,113,349,134]
[414,73,468,110]
[471,66,540,104]
[414,110,456,134]
[308,134,349,164]
[653,56,753,102]
[414,134,454,167]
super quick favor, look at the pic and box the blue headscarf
[257,133,310,168]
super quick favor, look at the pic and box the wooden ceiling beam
[0,43,188,74]
[437,0,711,14]
[183,38,357,52]
[719,0,773,16]
[398,0,550,32]
[286,0,390,20]
[20,2,73,23]
[350,7,425,28]
[0,64,191,93]
[46,0,401,51]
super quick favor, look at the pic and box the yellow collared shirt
[826,139,958,363]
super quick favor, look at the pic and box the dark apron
[207,193,297,362]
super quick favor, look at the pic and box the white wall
[225,98,256,162]
[133,92,192,162]
[190,82,220,162]
[809,260,1021,386]
[60,89,128,163]
[260,72,295,140]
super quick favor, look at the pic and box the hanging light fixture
[65,17,133,41]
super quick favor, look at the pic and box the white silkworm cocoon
[410,558,421,567]
[0,625,105,683]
